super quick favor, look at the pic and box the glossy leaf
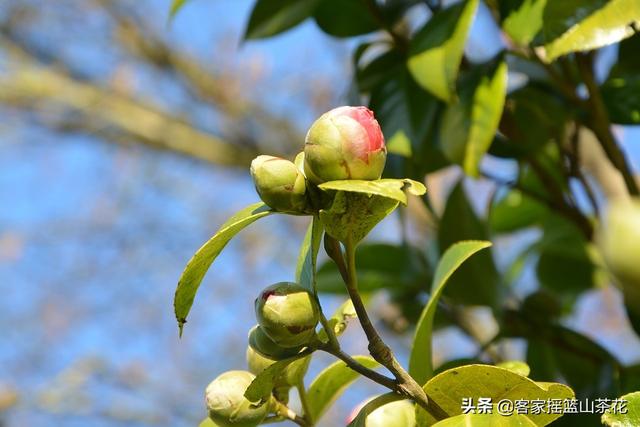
[440,61,508,177]
[318,178,426,205]
[408,0,479,102]
[307,356,379,423]
[296,216,324,291]
[497,360,531,377]
[433,413,538,427]
[244,0,319,39]
[244,351,310,403]
[543,0,640,61]
[174,203,272,335]
[437,182,499,306]
[348,395,414,427]
[602,392,640,427]
[409,240,492,384]
[422,364,574,426]
[502,0,547,45]
[314,0,377,37]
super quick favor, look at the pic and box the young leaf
[174,202,272,335]
[244,351,311,403]
[318,178,426,205]
[543,0,640,61]
[408,240,492,384]
[502,0,547,45]
[347,394,411,427]
[602,391,640,427]
[408,0,479,102]
[432,413,538,427]
[440,61,508,177]
[421,364,574,426]
[306,355,379,423]
[319,191,399,244]
[295,216,324,291]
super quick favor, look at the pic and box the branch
[576,53,639,196]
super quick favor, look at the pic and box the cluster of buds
[250,106,387,213]
[205,107,387,426]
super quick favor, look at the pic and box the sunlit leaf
[602,392,640,427]
[440,61,508,177]
[307,356,379,423]
[318,178,426,205]
[502,0,547,45]
[348,395,414,427]
[497,360,531,377]
[174,202,273,335]
[409,240,492,384]
[408,0,478,102]
[432,413,538,427]
[543,0,640,61]
[244,351,310,403]
[296,216,324,291]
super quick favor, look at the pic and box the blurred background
[1,1,639,426]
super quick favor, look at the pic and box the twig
[576,53,639,196]
[296,381,312,424]
[273,401,308,427]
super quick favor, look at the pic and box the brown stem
[340,235,448,420]
[576,53,639,196]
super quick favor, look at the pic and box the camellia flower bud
[250,155,308,214]
[598,198,640,289]
[304,106,387,184]
[346,399,416,427]
[246,345,311,387]
[255,282,320,348]
[205,370,269,427]
[247,325,302,360]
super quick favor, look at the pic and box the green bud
[598,198,640,292]
[255,282,320,348]
[248,325,302,359]
[205,370,269,427]
[250,155,308,214]
[246,345,311,387]
[304,106,387,184]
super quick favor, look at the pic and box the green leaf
[409,240,492,384]
[489,190,549,233]
[244,0,319,40]
[408,0,479,102]
[318,298,357,340]
[169,0,190,20]
[296,217,324,291]
[440,61,508,177]
[602,75,640,124]
[422,364,574,426]
[198,418,219,427]
[502,0,547,45]
[497,361,531,377]
[313,0,377,37]
[437,181,499,306]
[543,0,640,61]
[174,202,272,335]
[348,395,414,427]
[316,243,430,294]
[602,392,640,427]
[307,356,379,423]
[319,191,399,244]
[244,351,310,403]
[432,413,538,427]
[318,178,426,205]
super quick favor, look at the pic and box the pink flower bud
[304,106,387,184]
